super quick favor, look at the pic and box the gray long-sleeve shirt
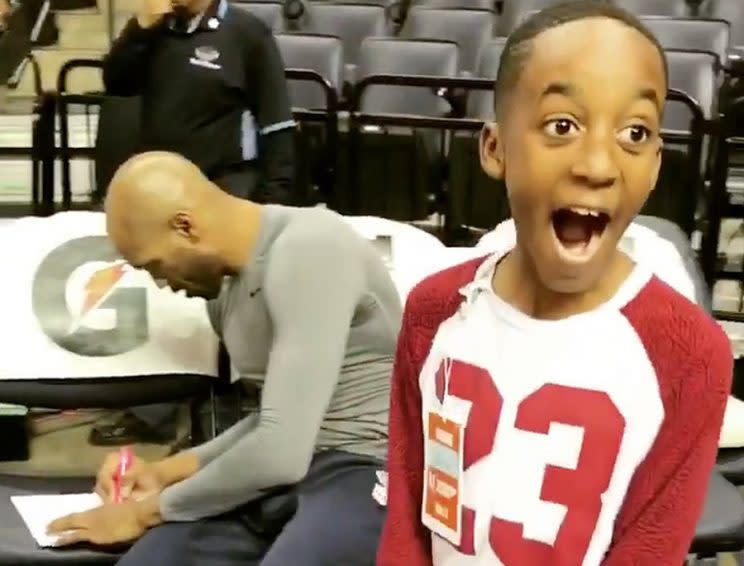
[159,205,402,521]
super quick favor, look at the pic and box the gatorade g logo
[31,236,149,357]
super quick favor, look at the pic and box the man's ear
[480,121,505,180]
[170,211,198,241]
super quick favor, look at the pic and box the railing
[52,63,342,211]
[8,57,742,328]
[284,67,339,207]
[55,58,104,210]
[347,74,493,218]
[0,53,53,217]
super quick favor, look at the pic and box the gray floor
[0,409,183,477]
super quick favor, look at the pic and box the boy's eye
[543,118,580,138]
[617,124,651,145]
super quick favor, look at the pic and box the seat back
[498,0,568,34]
[665,48,719,130]
[275,33,344,109]
[356,37,459,115]
[446,38,508,236]
[402,8,494,74]
[466,37,504,118]
[610,0,691,17]
[94,95,142,203]
[303,3,388,68]
[703,0,744,46]
[641,49,718,234]
[642,16,730,65]
[410,0,494,11]
[634,214,712,311]
[232,1,285,31]
[275,33,342,206]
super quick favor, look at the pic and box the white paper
[11,492,103,547]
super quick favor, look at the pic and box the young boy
[376,2,733,565]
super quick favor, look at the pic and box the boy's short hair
[494,0,669,117]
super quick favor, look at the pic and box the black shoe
[89,412,176,446]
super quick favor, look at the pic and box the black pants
[116,450,385,566]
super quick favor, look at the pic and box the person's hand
[136,0,171,29]
[47,501,146,547]
[0,0,11,30]
[95,452,164,504]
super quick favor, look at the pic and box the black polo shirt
[102,0,295,180]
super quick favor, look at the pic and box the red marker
[112,446,133,503]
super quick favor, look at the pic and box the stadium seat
[306,0,404,28]
[342,37,459,219]
[641,49,719,235]
[641,16,731,66]
[718,447,744,484]
[93,95,142,205]
[463,38,504,120]
[300,2,389,86]
[401,7,494,74]
[409,0,494,12]
[703,0,744,47]
[611,0,691,18]
[276,33,344,109]
[354,37,458,116]
[690,471,744,559]
[232,1,286,31]
[275,33,343,204]
[634,215,712,310]
[446,38,509,239]
[498,0,570,35]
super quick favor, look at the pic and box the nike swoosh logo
[249,287,262,298]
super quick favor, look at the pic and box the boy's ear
[480,121,505,180]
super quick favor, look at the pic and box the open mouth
[551,207,610,264]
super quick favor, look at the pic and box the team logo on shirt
[31,236,150,357]
[190,45,222,70]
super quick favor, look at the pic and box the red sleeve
[376,299,432,566]
[377,256,487,566]
[605,283,733,565]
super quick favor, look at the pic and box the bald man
[48,152,400,565]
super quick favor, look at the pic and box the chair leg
[209,385,218,439]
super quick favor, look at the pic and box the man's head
[105,152,245,300]
[481,0,668,295]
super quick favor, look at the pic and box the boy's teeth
[569,207,599,217]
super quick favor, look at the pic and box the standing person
[48,151,399,565]
[91,0,298,445]
[101,0,295,203]
[377,2,732,565]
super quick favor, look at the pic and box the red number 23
[433,359,626,565]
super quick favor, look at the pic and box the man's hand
[46,501,147,547]
[95,452,164,503]
[0,0,11,31]
[136,0,171,29]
